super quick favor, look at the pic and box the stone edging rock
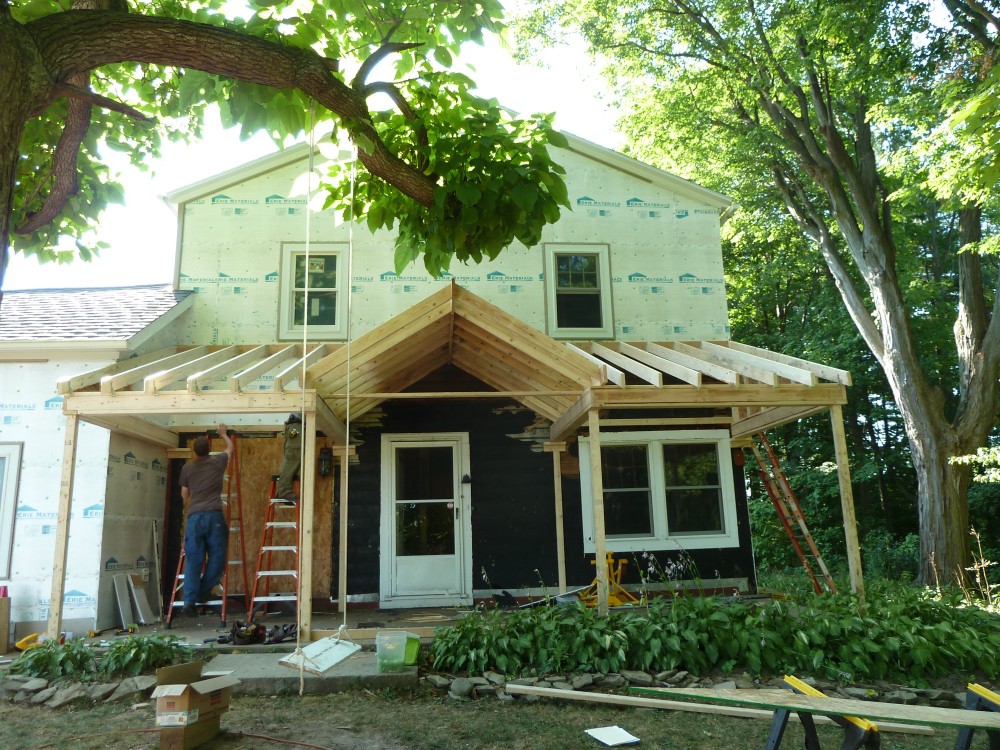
[0,673,158,708]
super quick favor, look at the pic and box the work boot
[181,604,199,618]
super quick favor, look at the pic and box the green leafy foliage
[430,584,1000,683]
[322,88,569,277]
[9,637,99,681]
[97,634,194,677]
[10,633,195,681]
[8,0,566,278]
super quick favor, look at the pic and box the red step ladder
[248,476,300,621]
[751,432,837,594]
[166,434,250,627]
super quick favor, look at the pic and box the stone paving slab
[205,650,417,695]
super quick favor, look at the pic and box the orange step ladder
[166,434,250,627]
[248,476,300,621]
[751,432,837,594]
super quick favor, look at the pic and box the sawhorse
[766,676,879,749]
[955,683,1000,749]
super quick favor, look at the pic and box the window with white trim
[544,244,613,338]
[0,443,23,580]
[579,430,738,552]
[278,242,348,339]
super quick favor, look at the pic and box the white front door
[380,433,472,607]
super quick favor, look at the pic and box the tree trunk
[0,8,50,290]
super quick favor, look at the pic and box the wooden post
[335,445,352,615]
[587,408,609,615]
[298,412,317,641]
[830,405,865,603]
[47,414,79,638]
[544,442,567,593]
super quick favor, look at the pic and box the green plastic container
[376,630,420,672]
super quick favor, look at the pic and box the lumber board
[453,321,580,391]
[591,383,847,409]
[646,342,739,384]
[638,687,1000,730]
[617,341,701,386]
[566,342,622,387]
[272,344,328,391]
[231,345,298,391]
[187,345,269,393]
[502,684,934,736]
[730,405,829,438]
[143,346,238,393]
[672,341,778,385]
[727,340,852,385]
[703,341,818,386]
[57,346,182,394]
[102,345,209,393]
[550,388,594,442]
[589,342,663,386]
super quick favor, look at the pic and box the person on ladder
[275,413,302,503]
[179,424,234,618]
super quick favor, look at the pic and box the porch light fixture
[318,447,334,477]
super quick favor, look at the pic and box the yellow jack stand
[578,553,641,608]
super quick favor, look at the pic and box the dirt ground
[2,682,993,750]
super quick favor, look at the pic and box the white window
[0,443,23,580]
[278,242,348,339]
[578,430,738,552]
[544,244,613,338]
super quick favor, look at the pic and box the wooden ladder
[248,476,300,621]
[166,434,250,627]
[751,433,837,594]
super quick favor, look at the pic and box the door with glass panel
[380,434,472,607]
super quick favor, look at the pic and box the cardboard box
[152,661,239,750]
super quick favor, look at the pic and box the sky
[3,34,621,291]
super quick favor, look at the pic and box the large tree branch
[26,10,437,207]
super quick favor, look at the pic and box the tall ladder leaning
[751,432,837,594]
[248,476,300,622]
[166,434,251,628]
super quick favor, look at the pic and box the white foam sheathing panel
[174,147,730,345]
[96,433,169,629]
[0,358,113,629]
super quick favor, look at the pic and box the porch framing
[47,283,858,636]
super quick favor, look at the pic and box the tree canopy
[2,0,570,283]
[515,0,1000,583]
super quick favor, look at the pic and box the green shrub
[10,637,98,681]
[429,582,1000,684]
[98,634,195,676]
[861,530,920,581]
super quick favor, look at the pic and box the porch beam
[831,404,865,603]
[727,341,852,385]
[81,414,178,448]
[672,342,778,385]
[298,412,317,642]
[566,343,621,387]
[273,345,328,391]
[617,342,701,386]
[57,346,182,394]
[602,416,732,428]
[544,441,568,593]
[314,395,348,442]
[550,388,594,442]
[62,390,322,415]
[591,383,847,409]
[230,345,297,391]
[587,409,609,615]
[589,343,663,386]
[730,405,829,439]
[645,342,739,384]
[101,346,209,394]
[186,345,269,393]
[144,346,239,394]
[46,414,79,638]
[702,341,817,386]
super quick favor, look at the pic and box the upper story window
[579,430,738,553]
[544,244,613,339]
[278,242,348,340]
[0,443,23,580]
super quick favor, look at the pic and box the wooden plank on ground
[638,687,1000,730]
[502,685,934,736]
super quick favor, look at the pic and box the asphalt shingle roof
[0,284,192,341]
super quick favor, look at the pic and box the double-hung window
[544,244,613,338]
[278,242,348,339]
[579,430,738,552]
[0,443,23,580]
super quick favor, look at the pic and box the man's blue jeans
[184,510,229,606]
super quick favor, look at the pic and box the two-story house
[0,134,857,642]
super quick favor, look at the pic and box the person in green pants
[276,413,302,503]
